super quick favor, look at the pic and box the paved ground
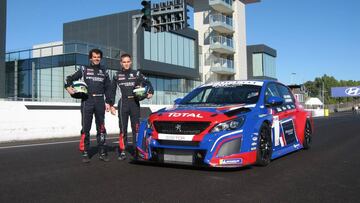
[0,111,359,202]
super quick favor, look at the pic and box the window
[252,53,263,76]
[144,31,195,68]
[158,32,165,63]
[265,83,281,102]
[277,84,294,104]
[171,34,178,65]
[144,31,151,60]
[165,33,172,64]
[150,32,158,61]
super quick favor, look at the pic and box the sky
[6,0,360,85]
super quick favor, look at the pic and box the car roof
[200,80,282,88]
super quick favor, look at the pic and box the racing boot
[82,151,90,163]
[99,153,110,162]
[99,149,110,162]
[118,151,127,161]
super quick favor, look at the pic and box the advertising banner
[331,86,360,97]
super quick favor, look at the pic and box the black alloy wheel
[303,120,312,149]
[256,123,272,166]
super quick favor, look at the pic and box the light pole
[290,72,296,84]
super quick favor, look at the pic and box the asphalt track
[0,111,359,202]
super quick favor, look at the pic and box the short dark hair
[88,48,103,59]
[120,53,132,61]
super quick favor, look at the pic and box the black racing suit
[64,64,112,155]
[111,68,154,154]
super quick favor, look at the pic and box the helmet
[71,81,88,99]
[133,85,149,101]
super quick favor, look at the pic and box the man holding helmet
[110,53,154,161]
[64,48,112,163]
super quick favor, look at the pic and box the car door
[265,83,298,151]
[274,83,299,147]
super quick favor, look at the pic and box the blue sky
[6,0,360,84]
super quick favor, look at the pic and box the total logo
[168,112,204,118]
[345,87,360,96]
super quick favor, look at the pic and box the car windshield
[180,84,262,105]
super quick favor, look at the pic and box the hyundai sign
[331,86,360,97]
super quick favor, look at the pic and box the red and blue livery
[135,80,313,168]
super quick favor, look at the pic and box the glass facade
[5,42,201,105]
[140,76,201,105]
[252,53,276,78]
[144,31,195,69]
[5,42,121,102]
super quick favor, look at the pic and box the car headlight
[210,117,245,133]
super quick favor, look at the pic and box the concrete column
[14,60,18,100]
[232,0,248,80]
[32,61,35,101]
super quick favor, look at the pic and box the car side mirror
[266,96,284,107]
[174,98,182,105]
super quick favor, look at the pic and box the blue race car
[135,80,313,168]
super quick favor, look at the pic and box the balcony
[210,57,235,75]
[209,0,233,15]
[209,14,234,34]
[210,36,235,54]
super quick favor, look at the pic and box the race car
[135,80,313,168]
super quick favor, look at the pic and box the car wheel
[303,120,312,149]
[256,123,272,166]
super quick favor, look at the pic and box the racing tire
[130,146,139,163]
[256,123,272,166]
[303,120,312,150]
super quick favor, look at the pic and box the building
[5,42,122,102]
[63,8,201,105]
[0,0,6,98]
[189,0,260,83]
[247,44,277,80]
[5,8,201,104]
[4,0,261,104]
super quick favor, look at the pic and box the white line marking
[0,138,118,150]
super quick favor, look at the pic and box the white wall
[0,101,168,143]
[233,1,248,80]
[32,41,63,57]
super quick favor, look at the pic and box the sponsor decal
[258,114,267,118]
[251,142,257,146]
[252,137,258,141]
[345,87,360,96]
[220,158,243,165]
[280,119,298,145]
[203,81,264,88]
[168,112,204,118]
[158,133,194,141]
[251,147,256,151]
[272,116,281,147]
[331,86,360,97]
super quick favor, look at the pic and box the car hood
[149,104,255,122]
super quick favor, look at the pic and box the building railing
[211,57,234,69]
[210,36,234,48]
[209,14,233,27]
[209,0,232,6]
[6,42,123,62]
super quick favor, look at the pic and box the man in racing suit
[110,53,154,160]
[65,48,112,163]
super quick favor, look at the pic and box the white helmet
[71,81,88,99]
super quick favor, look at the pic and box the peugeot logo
[175,124,182,132]
[345,87,360,96]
